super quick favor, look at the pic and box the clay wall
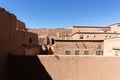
[9,55,120,80]
[9,55,52,80]
[28,28,72,45]
[16,20,27,31]
[25,32,40,55]
[28,26,118,46]
[0,8,11,80]
[71,27,110,33]
[109,23,120,33]
[11,31,25,55]
[25,47,40,55]
[25,32,39,46]
[33,28,72,38]
[71,33,117,40]
[0,8,40,80]
[38,55,120,80]
[0,8,18,80]
[10,31,39,55]
[53,40,103,55]
[104,37,120,56]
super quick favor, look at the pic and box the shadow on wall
[8,55,52,80]
[39,45,54,55]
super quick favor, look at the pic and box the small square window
[96,51,103,55]
[105,36,108,37]
[80,35,84,39]
[104,31,107,33]
[96,45,101,49]
[65,50,70,55]
[84,50,89,55]
[74,50,79,55]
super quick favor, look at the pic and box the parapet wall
[38,55,120,80]
[9,55,120,80]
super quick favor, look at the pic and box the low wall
[38,55,120,80]
[9,55,120,80]
[9,55,52,80]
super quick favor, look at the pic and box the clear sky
[0,0,120,28]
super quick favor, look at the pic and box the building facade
[0,7,40,55]
[0,7,43,80]
[28,24,120,55]
[53,40,103,55]
[104,36,120,56]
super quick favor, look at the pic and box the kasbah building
[28,21,120,56]
[2,7,120,80]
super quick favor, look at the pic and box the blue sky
[0,0,120,28]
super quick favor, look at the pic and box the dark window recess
[75,50,79,55]
[80,35,84,39]
[65,50,70,55]
[105,36,107,37]
[96,51,103,55]
[104,31,107,33]
[29,37,32,44]
[84,50,89,55]
[52,38,55,44]
[96,45,101,49]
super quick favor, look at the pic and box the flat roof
[72,26,109,28]
[73,32,116,34]
[71,32,117,36]
[55,40,104,42]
